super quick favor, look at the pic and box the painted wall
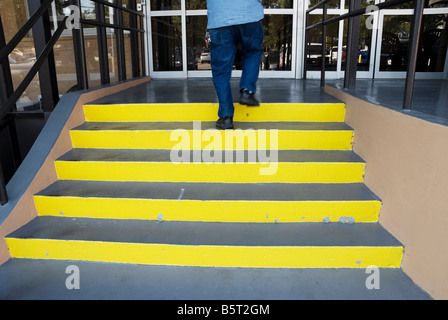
[326,85,448,300]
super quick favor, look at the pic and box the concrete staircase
[2,102,415,298]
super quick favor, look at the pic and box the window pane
[345,0,377,10]
[80,0,96,21]
[341,15,374,72]
[1,0,40,110]
[306,14,340,71]
[417,14,448,72]
[381,0,448,9]
[186,15,208,70]
[308,0,342,10]
[263,0,293,9]
[83,27,101,87]
[151,0,181,10]
[261,15,293,70]
[54,35,78,94]
[380,15,411,71]
[186,0,206,10]
[151,16,183,71]
[107,30,119,83]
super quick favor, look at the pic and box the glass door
[146,0,298,78]
[374,0,448,79]
[305,0,378,80]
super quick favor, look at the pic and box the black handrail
[304,0,424,110]
[0,0,146,206]
[0,163,7,206]
[94,0,144,17]
[306,0,412,30]
[80,19,144,33]
[0,17,68,121]
[0,0,54,65]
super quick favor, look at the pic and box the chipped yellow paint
[54,161,366,183]
[83,103,347,123]
[69,128,354,150]
[34,195,381,222]
[6,238,403,268]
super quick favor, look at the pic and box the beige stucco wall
[0,77,151,265]
[326,85,448,300]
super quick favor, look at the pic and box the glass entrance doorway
[144,0,448,80]
[304,0,448,80]
[146,0,299,78]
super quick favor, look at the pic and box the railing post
[69,0,88,90]
[96,1,111,85]
[129,0,140,78]
[344,0,361,89]
[28,0,60,113]
[140,15,146,77]
[115,0,127,81]
[303,12,309,79]
[321,3,327,87]
[403,0,425,110]
[0,163,7,206]
[0,15,14,112]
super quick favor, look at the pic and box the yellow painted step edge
[83,103,347,123]
[6,238,403,268]
[69,129,354,151]
[34,196,381,223]
[54,161,366,183]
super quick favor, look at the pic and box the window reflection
[261,15,293,70]
[186,14,293,72]
[152,16,183,71]
[381,14,448,72]
[418,14,448,72]
[186,0,206,10]
[262,0,293,8]
[306,15,340,71]
[308,0,341,9]
[342,15,373,72]
[151,0,181,10]
[186,15,208,70]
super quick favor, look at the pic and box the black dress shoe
[216,116,234,130]
[239,89,260,106]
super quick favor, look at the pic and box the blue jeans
[209,21,264,118]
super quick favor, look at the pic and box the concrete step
[82,102,347,123]
[0,259,431,300]
[54,149,366,183]
[6,217,403,268]
[69,121,354,150]
[34,181,381,222]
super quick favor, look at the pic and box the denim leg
[238,22,264,93]
[210,27,237,118]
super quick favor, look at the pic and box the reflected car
[200,49,211,63]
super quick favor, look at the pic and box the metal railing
[0,0,146,206]
[304,0,425,110]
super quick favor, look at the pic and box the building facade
[0,0,447,109]
[146,0,448,80]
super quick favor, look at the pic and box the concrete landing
[0,259,431,300]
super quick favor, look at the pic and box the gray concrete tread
[7,217,402,247]
[57,149,365,163]
[0,259,432,300]
[37,181,380,202]
[73,121,353,131]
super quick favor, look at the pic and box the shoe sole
[216,125,234,130]
[239,100,260,107]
